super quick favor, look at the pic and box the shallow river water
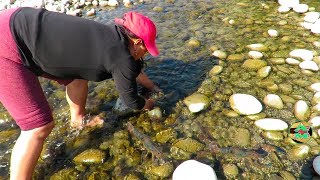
[1,0,320,179]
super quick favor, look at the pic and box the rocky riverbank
[0,0,145,16]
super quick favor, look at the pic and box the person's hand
[143,98,155,110]
[152,85,163,93]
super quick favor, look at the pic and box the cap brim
[145,41,160,57]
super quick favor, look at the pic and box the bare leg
[66,79,88,128]
[10,121,54,180]
[66,79,103,128]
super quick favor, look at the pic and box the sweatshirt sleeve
[112,63,145,110]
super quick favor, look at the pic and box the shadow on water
[143,57,218,115]
[301,157,320,179]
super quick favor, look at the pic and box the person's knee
[26,121,54,140]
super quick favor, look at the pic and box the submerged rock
[294,100,310,121]
[50,168,79,180]
[313,155,320,175]
[289,49,314,61]
[263,94,284,109]
[73,149,105,165]
[255,118,288,131]
[223,164,239,178]
[212,50,227,59]
[288,144,310,160]
[229,94,263,115]
[242,59,267,70]
[173,138,205,153]
[257,66,271,78]
[246,43,269,52]
[146,163,174,178]
[183,93,210,113]
[172,160,217,180]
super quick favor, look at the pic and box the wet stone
[242,59,267,70]
[227,54,245,62]
[183,93,210,113]
[146,162,174,178]
[288,144,310,161]
[262,131,284,141]
[155,128,177,143]
[173,138,205,153]
[50,168,79,180]
[73,149,105,165]
[223,164,239,178]
[294,100,310,121]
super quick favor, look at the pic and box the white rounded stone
[304,12,320,23]
[263,94,284,109]
[268,29,279,37]
[108,0,119,6]
[301,21,314,29]
[313,104,320,112]
[309,116,320,128]
[294,100,310,121]
[313,156,320,175]
[313,41,320,48]
[246,43,267,51]
[278,0,299,8]
[311,20,320,34]
[286,57,301,65]
[183,93,210,113]
[299,61,319,71]
[257,66,271,78]
[290,49,314,61]
[172,160,217,180]
[248,51,263,59]
[255,118,288,131]
[310,82,320,92]
[229,94,262,115]
[278,6,291,13]
[293,4,309,13]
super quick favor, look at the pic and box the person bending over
[0,7,161,179]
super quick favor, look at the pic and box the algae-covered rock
[50,168,79,180]
[88,171,110,180]
[288,144,310,161]
[230,127,251,147]
[257,66,271,78]
[209,65,223,76]
[187,38,201,48]
[227,54,245,62]
[279,171,296,180]
[246,43,269,52]
[146,162,174,178]
[73,149,105,165]
[173,138,204,153]
[223,164,239,178]
[183,93,210,113]
[242,59,267,70]
[262,131,284,141]
[170,146,191,160]
[155,128,177,143]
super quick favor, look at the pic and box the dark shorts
[0,8,72,130]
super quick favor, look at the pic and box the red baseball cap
[115,11,160,57]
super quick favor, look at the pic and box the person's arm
[136,71,162,93]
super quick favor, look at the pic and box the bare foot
[70,115,104,129]
[86,115,104,127]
